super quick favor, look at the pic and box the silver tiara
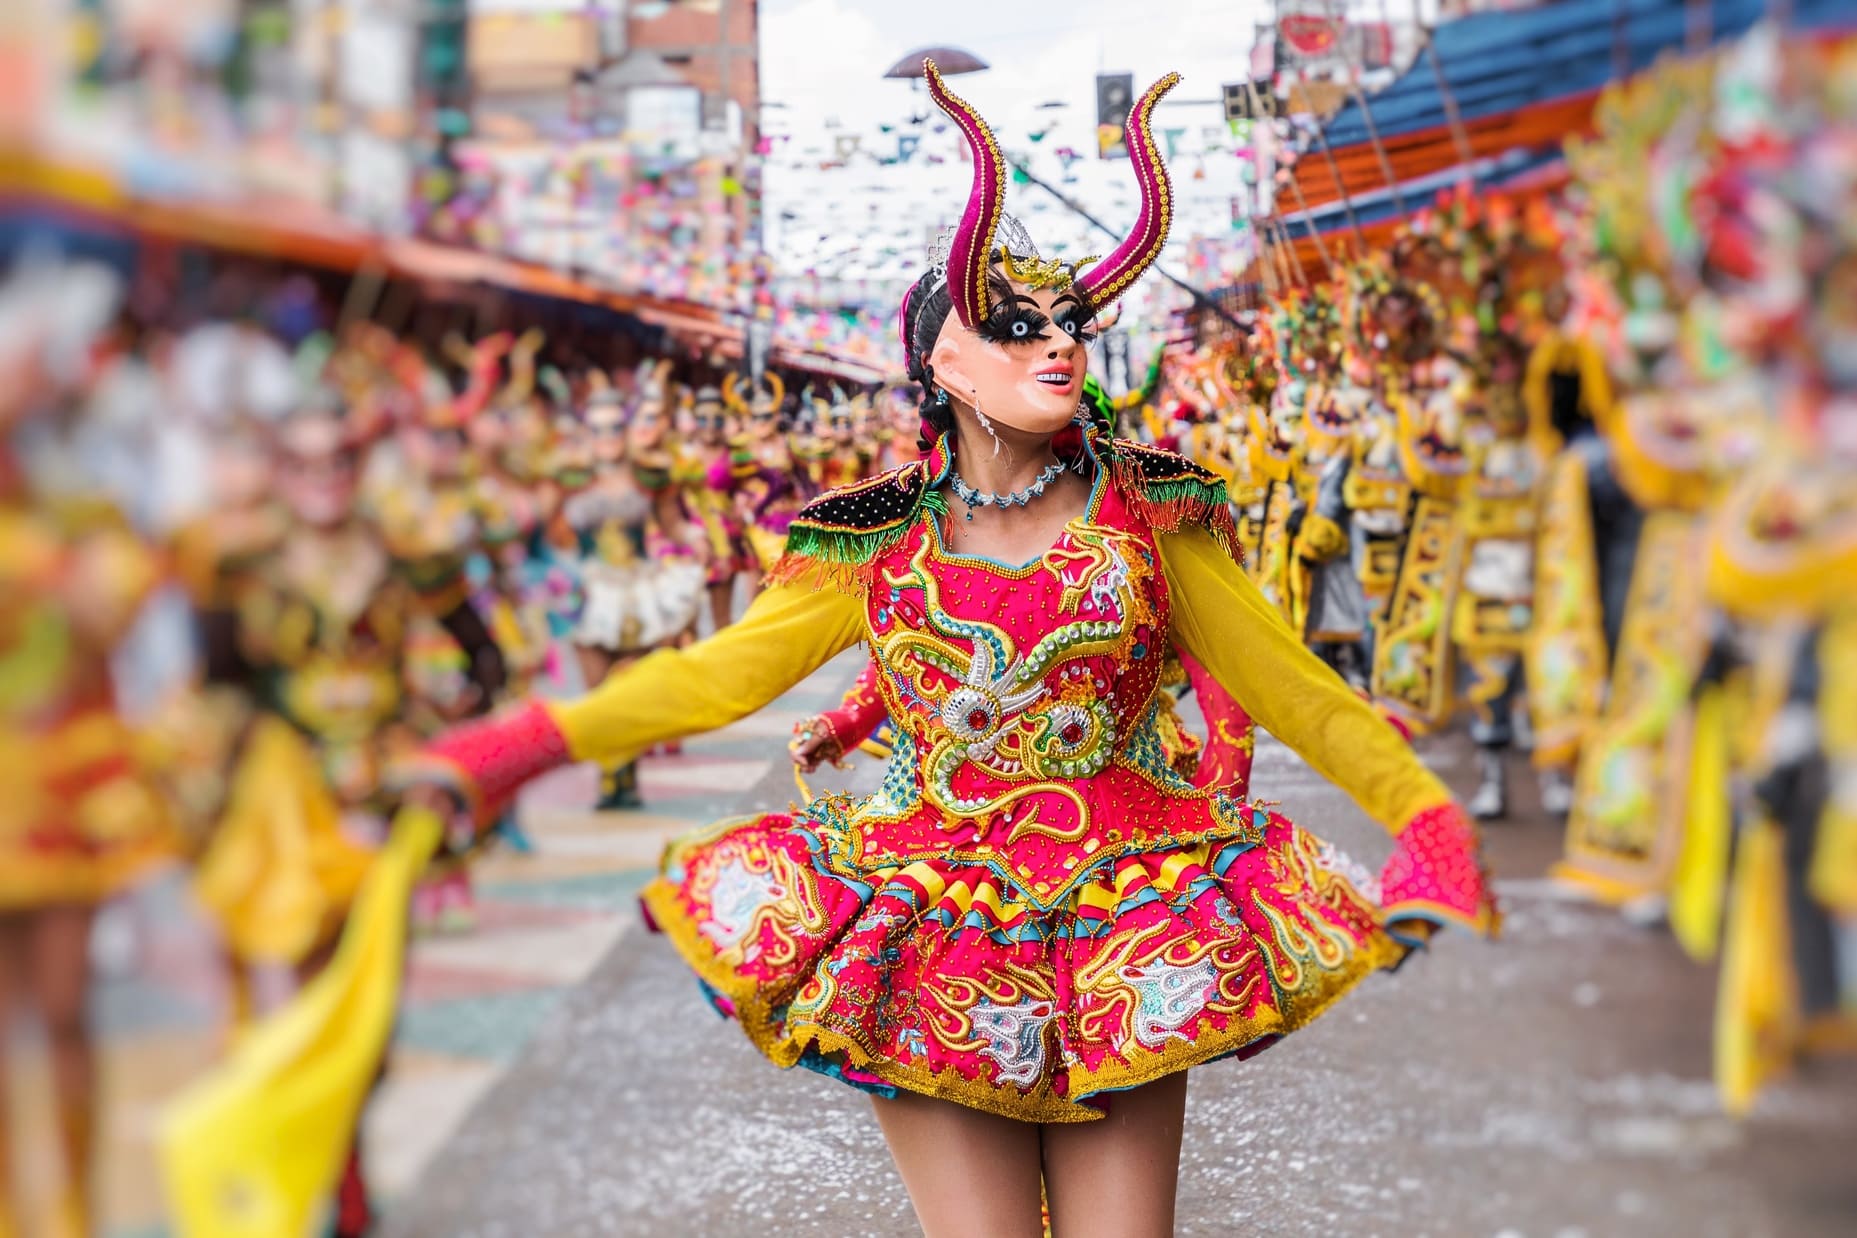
[929,213,1041,291]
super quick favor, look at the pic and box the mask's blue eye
[978,304,1053,346]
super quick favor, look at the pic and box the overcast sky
[758,0,1270,293]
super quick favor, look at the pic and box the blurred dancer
[1293,357,1371,691]
[873,382,927,472]
[681,385,750,633]
[376,338,512,932]
[818,386,874,489]
[471,332,561,697]
[1523,282,1628,820]
[1,261,176,1238]
[561,366,704,808]
[724,371,805,580]
[185,378,504,1235]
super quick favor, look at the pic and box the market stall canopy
[882,48,989,79]
[0,147,886,383]
[1287,0,1852,215]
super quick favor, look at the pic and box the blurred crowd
[0,13,1854,1238]
[0,246,928,1234]
[1119,19,1856,1118]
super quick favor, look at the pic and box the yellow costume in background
[1370,371,1471,733]
[161,808,441,1238]
[1553,394,1712,904]
[192,717,374,966]
[1520,329,1618,778]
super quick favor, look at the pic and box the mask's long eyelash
[976,304,1053,345]
[1055,311,1099,344]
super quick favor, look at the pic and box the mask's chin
[996,392,1082,436]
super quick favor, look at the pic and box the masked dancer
[404,65,1494,1238]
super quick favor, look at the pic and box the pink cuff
[1378,803,1499,938]
[394,701,572,827]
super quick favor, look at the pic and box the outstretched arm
[1161,525,1446,829]
[555,577,864,765]
[1158,525,1496,936]
[407,576,865,823]
[791,658,889,772]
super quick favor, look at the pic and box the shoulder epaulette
[763,459,940,589]
[1107,438,1244,566]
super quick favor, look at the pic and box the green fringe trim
[763,500,945,594]
[763,526,899,593]
[1111,456,1246,569]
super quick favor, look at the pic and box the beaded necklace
[949,459,1068,521]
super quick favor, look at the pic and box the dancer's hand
[401,783,476,855]
[789,718,845,774]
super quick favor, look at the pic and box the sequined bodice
[829,475,1259,910]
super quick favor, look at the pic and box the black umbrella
[882,47,988,79]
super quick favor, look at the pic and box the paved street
[75,652,864,1238]
[379,693,1857,1238]
[62,653,1857,1237]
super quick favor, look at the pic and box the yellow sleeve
[548,578,865,767]
[1159,525,1455,835]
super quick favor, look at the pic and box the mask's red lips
[1034,364,1076,391]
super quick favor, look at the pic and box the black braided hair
[901,270,955,448]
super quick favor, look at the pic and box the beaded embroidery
[639,433,1491,1123]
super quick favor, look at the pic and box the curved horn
[503,327,544,403]
[1076,73,1181,312]
[723,372,749,414]
[924,58,1008,330]
[762,372,786,407]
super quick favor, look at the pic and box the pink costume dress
[416,428,1497,1122]
[811,646,1255,797]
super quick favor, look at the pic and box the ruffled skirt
[642,802,1419,1122]
[0,709,180,910]
[575,558,705,652]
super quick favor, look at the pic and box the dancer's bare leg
[29,905,97,1238]
[872,1092,1045,1238]
[0,916,25,1238]
[574,643,616,692]
[707,580,733,634]
[1041,1072,1188,1238]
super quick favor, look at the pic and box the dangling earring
[973,389,1001,456]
